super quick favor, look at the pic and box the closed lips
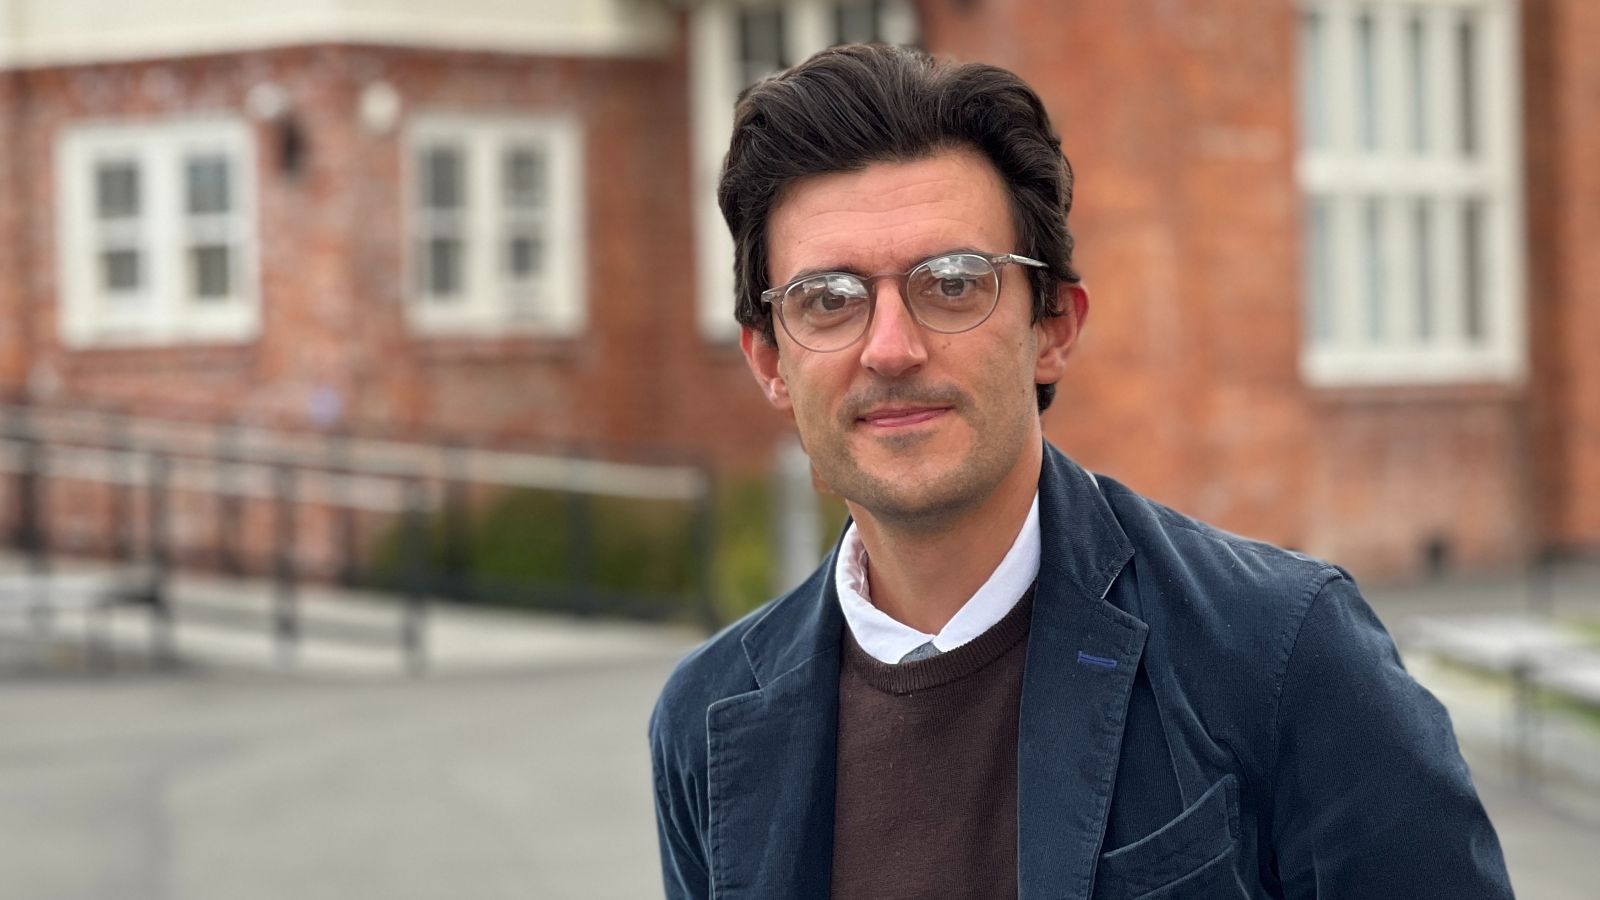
[860,407,948,426]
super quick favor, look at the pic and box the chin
[838,459,995,529]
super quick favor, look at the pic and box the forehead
[766,148,1016,283]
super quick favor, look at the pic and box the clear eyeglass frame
[760,251,1048,352]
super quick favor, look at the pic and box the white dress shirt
[835,492,1041,664]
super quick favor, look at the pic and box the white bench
[1409,614,1600,707]
[0,566,172,667]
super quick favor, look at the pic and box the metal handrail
[0,402,709,501]
[0,399,720,673]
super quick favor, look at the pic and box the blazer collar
[739,438,1132,675]
[1034,442,1135,607]
[706,553,845,900]
[740,545,847,691]
[1019,443,1146,900]
[716,443,1144,900]
[737,440,1133,681]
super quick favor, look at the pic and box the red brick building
[0,0,1595,581]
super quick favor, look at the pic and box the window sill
[1300,348,1524,389]
[1305,379,1523,408]
[57,340,257,372]
[410,331,586,364]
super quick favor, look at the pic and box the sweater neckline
[841,585,1035,695]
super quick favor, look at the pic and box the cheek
[777,357,828,422]
[974,334,1039,417]
[982,337,1033,383]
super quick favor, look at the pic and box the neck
[850,441,1042,635]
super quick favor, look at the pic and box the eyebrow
[782,246,991,284]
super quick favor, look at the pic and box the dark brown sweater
[830,588,1035,900]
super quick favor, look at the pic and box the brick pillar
[1525,0,1600,552]
[0,70,27,395]
[924,0,1312,551]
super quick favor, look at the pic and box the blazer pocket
[1093,774,1242,900]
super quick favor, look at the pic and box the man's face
[742,149,1082,530]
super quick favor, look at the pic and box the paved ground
[1367,565,1600,900]
[0,652,696,900]
[2,555,1598,899]
[0,554,702,678]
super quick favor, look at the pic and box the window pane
[1407,15,1428,153]
[876,0,919,46]
[1299,13,1328,151]
[101,249,142,292]
[422,146,465,210]
[1356,11,1379,152]
[505,147,547,210]
[192,244,232,300]
[1305,198,1333,344]
[1463,199,1485,341]
[1293,3,1515,379]
[95,162,140,220]
[1457,16,1478,157]
[187,155,232,215]
[508,234,544,280]
[834,1,883,45]
[738,8,787,84]
[1413,198,1433,340]
[1363,197,1385,341]
[425,238,463,298]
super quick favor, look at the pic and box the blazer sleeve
[650,702,711,899]
[1269,573,1514,899]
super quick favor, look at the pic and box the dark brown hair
[717,43,1081,411]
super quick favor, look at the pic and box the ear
[740,326,794,413]
[1034,281,1088,387]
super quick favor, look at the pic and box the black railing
[0,398,716,673]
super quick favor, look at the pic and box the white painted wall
[0,0,672,68]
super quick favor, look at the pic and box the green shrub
[368,474,799,628]
[710,476,774,625]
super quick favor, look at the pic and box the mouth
[857,406,951,429]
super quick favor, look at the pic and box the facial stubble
[792,359,1038,537]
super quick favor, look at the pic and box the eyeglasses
[760,251,1047,352]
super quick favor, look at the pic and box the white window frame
[1295,0,1525,386]
[403,114,584,337]
[689,0,919,342]
[55,117,260,348]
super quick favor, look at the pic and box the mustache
[839,383,969,423]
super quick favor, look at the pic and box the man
[650,44,1513,900]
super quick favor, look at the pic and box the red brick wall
[15,55,266,419]
[6,2,1593,582]
[917,0,1312,555]
[338,42,779,462]
[1526,0,1600,553]
[0,72,29,394]
[1305,388,1536,574]
[9,42,792,471]
[919,0,1536,579]
[576,26,803,473]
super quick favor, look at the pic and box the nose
[856,278,928,378]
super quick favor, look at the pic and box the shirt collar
[834,492,1042,664]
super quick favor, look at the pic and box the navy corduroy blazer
[649,443,1513,899]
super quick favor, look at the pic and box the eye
[790,275,867,320]
[914,255,991,306]
[936,276,976,299]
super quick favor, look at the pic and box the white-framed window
[1296,0,1524,385]
[405,114,583,336]
[55,118,259,347]
[690,0,920,341]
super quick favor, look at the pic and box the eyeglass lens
[777,253,1002,352]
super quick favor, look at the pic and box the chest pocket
[1091,775,1243,900]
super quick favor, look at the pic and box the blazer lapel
[1019,447,1147,900]
[705,563,845,900]
[703,446,1144,900]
